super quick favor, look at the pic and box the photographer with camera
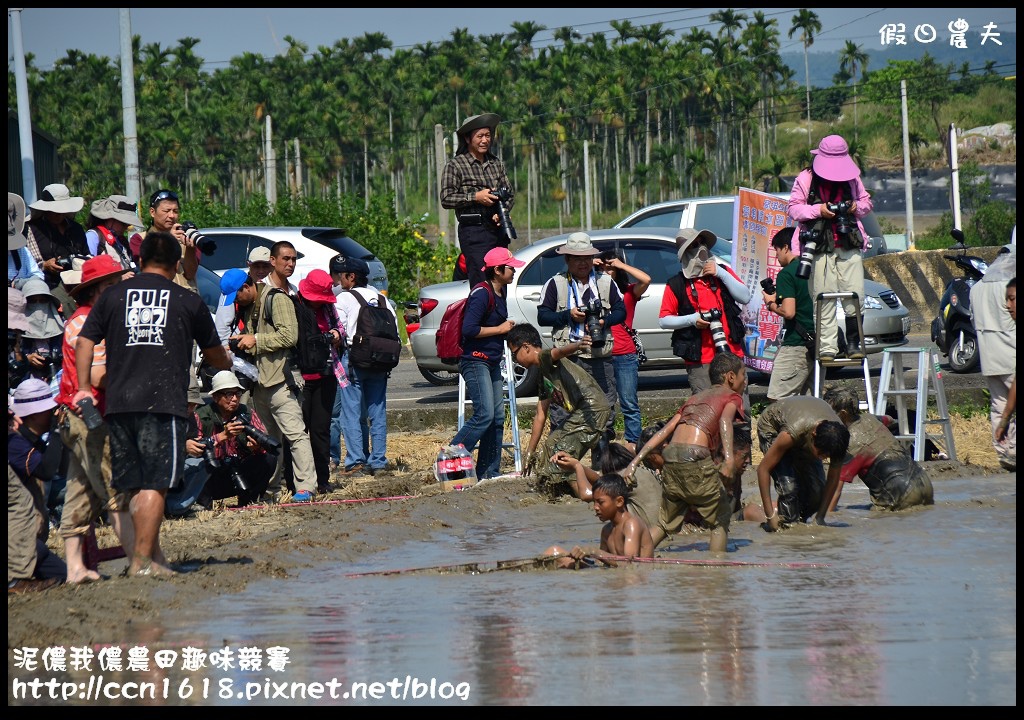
[761,227,815,402]
[440,113,515,287]
[18,278,66,383]
[661,229,751,401]
[131,189,215,295]
[85,194,144,276]
[538,233,625,464]
[186,371,276,510]
[26,184,89,302]
[788,135,873,362]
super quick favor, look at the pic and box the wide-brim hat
[210,370,244,395]
[556,231,601,256]
[20,277,54,301]
[811,134,860,182]
[68,254,130,297]
[481,246,526,271]
[456,113,501,155]
[8,287,31,333]
[299,268,337,304]
[90,195,143,227]
[12,377,57,418]
[675,228,717,261]
[8,192,29,250]
[29,183,85,214]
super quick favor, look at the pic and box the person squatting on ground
[821,385,934,512]
[762,227,816,401]
[440,113,515,287]
[787,134,873,362]
[599,249,651,448]
[756,395,850,532]
[537,232,625,463]
[231,262,318,503]
[9,377,66,542]
[449,247,522,479]
[506,322,611,496]
[73,231,231,576]
[970,243,1016,471]
[55,254,135,583]
[625,352,748,553]
[544,474,655,568]
[332,255,398,475]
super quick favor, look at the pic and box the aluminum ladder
[813,291,875,412]
[874,347,957,462]
[457,344,523,473]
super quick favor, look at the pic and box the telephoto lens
[796,229,818,280]
[181,221,217,256]
[700,308,730,354]
[583,299,607,345]
[493,187,517,241]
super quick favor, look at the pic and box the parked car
[411,228,910,394]
[195,226,389,294]
[615,192,888,257]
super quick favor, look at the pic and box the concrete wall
[864,245,1008,331]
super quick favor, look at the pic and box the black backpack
[264,288,333,376]
[347,290,402,373]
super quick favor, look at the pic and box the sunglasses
[150,190,179,206]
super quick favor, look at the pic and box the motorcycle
[930,228,987,373]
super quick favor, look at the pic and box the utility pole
[900,79,915,250]
[9,8,37,203]
[583,140,592,230]
[948,123,962,232]
[264,115,276,206]
[120,9,140,204]
[434,124,449,248]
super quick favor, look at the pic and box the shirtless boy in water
[544,474,654,568]
[625,352,747,552]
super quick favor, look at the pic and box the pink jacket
[788,169,873,251]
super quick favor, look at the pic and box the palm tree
[838,40,869,141]
[788,9,821,146]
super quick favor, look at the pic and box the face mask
[683,245,709,278]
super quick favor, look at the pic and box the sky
[8,7,1017,71]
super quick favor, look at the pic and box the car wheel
[511,362,539,397]
[947,327,980,374]
[418,366,459,386]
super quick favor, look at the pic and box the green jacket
[243,284,298,388]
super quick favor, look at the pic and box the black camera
[8,331,29,387]
[233,411,282,454]
[180,221,217,256]
[222,457,251,493]
[35,346,63,367]
[760,277,776,296]
[227,336,255,363]
[582,298,607,345]
[699,308,730,354]
[827,201,854,237]
[201,436,221,470]
[492,187,517,242]
[55,256,73,272]
[796,228,820,280]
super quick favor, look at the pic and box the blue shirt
[460,283,506,364]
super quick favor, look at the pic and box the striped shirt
[440,152,514,218]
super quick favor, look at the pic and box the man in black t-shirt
[74,231,230,577]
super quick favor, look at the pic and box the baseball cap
[481,246,525,271]
[220,268,251,306]
[248,246,272,263]
[330,255,370,276]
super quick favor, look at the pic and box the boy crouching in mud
[506,323,611,496]
[544,474,654,568]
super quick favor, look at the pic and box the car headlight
[863,296,883,310]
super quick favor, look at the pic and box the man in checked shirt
[440,113,515,287]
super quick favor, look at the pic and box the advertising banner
[732,188,793,375]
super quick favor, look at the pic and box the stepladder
[875,347,957,463]
[457,344,523,474]
[813,291,875,412]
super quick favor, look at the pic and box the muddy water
[161,472,1015,706]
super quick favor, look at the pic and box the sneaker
[292,490,314,503]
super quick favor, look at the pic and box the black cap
[330,254,369,276]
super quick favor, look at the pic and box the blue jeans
[330,385,344,464]
[165,457,208,517]
[612,353,642,444]
[452,358,505,478]
[340,353,390,470]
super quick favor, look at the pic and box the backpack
[436,283,495,364]
[264,288,333,376]
[347,290,402,373]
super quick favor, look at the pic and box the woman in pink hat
[787,134,874,361]
[297,268,348,492]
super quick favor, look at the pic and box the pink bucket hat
[298,268,337,304]
[811,135,860,182]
